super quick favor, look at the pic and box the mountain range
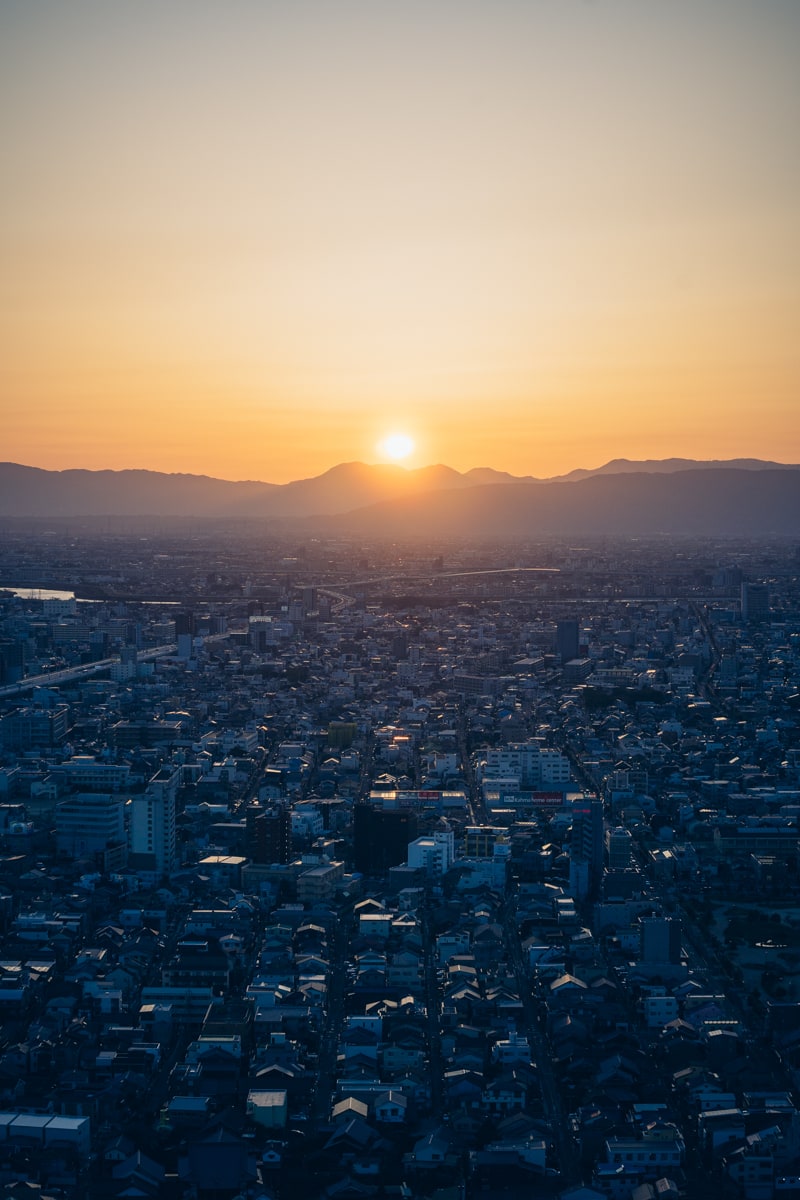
[1,458,799,536]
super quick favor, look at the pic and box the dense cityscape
[1,529,799,1199]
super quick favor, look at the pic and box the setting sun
[2,3,799,483]
[378,432,415,462]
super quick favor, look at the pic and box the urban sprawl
[0,532,799,1200]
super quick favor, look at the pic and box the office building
[556,620,580,664]
[247,802,292,865]
[741,582,770,623]
[353,803,418,876]
[569,795,604,899]
[55,793,128,872]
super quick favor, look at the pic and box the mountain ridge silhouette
[1,458,798,534]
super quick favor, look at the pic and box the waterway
[0,586,178,605]
[1,585,77,601]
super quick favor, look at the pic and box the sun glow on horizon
[377,432,416,462]
[1,4,798,478]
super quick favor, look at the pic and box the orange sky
[2,0,799,482]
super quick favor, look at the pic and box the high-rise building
[0,640,25,685]
[606,826,633,871]
[556,620,580,664]
[741,582,770,623]
[569,796,604,899]
[247,802,292,864]
[129,766,178,879]
[175,611,195,659]
[353,803,418,876]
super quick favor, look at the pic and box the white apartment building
[482,742,571,788]
[407,827,455,875]
[129,766,179,879]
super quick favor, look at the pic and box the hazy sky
[2,0,799,481]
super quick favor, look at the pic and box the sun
[378,432,415,462]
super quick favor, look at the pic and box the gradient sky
[2,0,799,482]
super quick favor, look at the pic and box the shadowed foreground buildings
[353,802,419,876]
[0,531,799,1197]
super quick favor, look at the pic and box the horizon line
[3,454,799,488]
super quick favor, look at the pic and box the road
[501,894,578,1187]
[422,894,444,1116]
[310,905,352,1122]
[0,629,243,699]
[0,643,178,698]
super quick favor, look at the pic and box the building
[129,766,178,880]
[607,826,633,871]
[0,703,70,750]
[175,611,195,660]
[556,620,580,664]
[570,796,604,899]
[741,582,770,622]
[463,826,505,858]
[483,743,571,789]
[640,916,682,966]
[55,792,128,871]
[58,755,131,792]
[407,826,455,876]
[0,640,25,685]
[0,1112,91,1159]
[602,1124,684,1172]
[296,860,345,903]
[247,1089,287,1129]
[353,803,418,876]
[247,802,292,864]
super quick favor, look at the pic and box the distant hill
[0,460,501,520]
[548,457,798,483]
[1,458,798,534]
[327,468,800,537]
[223,461,493,518]
[0,463,277,519]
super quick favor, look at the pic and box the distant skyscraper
[174,612,195,637]
[0,639,25,685]
[570,796,604,898]
[556,620,580,664]
[175,611,195,659]
[741,582,770,623]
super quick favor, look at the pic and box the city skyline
[3,0,799,483]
